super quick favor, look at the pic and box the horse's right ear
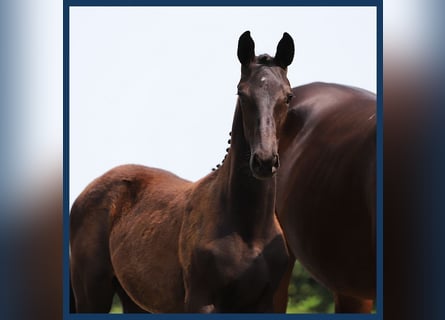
[237,31,255,66]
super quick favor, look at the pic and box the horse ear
[237,31,255,66]
[274,32,294,69]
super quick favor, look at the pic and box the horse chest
[190,234,288,312]
[217,243,267,283]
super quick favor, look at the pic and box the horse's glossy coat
[70,31,295,313]
[274,82,376,313]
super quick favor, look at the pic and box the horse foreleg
[273,254,295,312]
[334,293,373,313]
[184,290,216,313]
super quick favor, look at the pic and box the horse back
[71,164,190,239]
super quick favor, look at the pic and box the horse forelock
[256,54,274,66]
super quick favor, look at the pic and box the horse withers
[70,31,295,313]
[274,82,376,313]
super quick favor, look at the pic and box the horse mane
[212,132,231,172]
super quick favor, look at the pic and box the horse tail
[69,175,117,313]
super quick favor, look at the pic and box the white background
[70,7,376,207]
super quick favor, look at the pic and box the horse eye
[237,91,249,106]
[286,93,294,104]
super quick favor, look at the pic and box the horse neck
[217,103,277,238]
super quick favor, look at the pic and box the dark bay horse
[70,31,295,313]
[274,82,376,313]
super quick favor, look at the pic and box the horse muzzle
[250,152,280,179]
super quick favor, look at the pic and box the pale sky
[69,6,376,207]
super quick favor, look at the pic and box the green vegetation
[109,294,123,314]
[109,261,333,314]
[286,261,334,313]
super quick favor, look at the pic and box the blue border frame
[63,1,71,318]
[63,1,383,319]
[376,0,383,317]
[65,0,378,6]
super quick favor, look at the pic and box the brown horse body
[275,82,376,312]
[70,31,295,313]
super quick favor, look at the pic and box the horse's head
[237,31,294,180]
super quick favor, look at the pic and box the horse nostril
[270,154,280,175]
[252,153,262,169]
[272,154,280,169]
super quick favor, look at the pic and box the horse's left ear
[274,32,294,69]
